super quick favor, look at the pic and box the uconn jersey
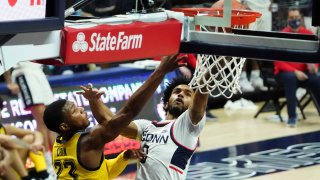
[133,110,206,180]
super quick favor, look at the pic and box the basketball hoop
[173,8,261,98]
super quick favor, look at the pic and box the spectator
[274,7,320,127]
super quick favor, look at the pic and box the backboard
[178,0,320,63]
[0,0,65,75]
[0,0,64,36]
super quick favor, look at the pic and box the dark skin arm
[78,55,187,169]
[188,64,217,124]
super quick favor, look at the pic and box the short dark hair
[162,77,191,111]
[288,6,302,16]
[43,99,67,134]
[288,6,300,12]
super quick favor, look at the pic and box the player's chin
[82,120,90,128]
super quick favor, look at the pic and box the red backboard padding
[61,19,182,65]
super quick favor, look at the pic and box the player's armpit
[120,122,138,140]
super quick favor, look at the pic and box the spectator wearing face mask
[274,7,320,127]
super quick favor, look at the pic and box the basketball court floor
[196,102,320,180]
[118,101,320,179]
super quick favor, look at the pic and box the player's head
[287,7,302,31]
[162,77,193,118]
[44,99,90,134]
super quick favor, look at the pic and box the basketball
[211,0,248,10]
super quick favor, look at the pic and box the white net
[190,54,246,99]
[189,26,248,98]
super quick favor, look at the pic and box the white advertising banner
[0,0,46,22]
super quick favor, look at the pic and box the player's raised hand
[77,83,104,100]
[157,54,188,73]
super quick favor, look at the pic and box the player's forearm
[106,151,128,179]
[89,99,113,124]
[189,90,208,124]
[106,69,166,134]
[125,68,166,116]
[0,135,31,150]
[98,69,166,142]
[190,71,209,123]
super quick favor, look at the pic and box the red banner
[61,19,182,65]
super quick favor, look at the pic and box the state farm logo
[7,0,43,7]
[72,31,143,53]
[72,32,88,52]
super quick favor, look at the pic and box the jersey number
[54,159,78,179]
[140,144,149,163]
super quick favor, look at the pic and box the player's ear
[59,123,70,132]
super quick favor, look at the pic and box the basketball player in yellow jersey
[43,55,186,179]
[52,132,142,179]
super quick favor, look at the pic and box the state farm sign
[0,0,46,22]
[61,19,182,65]
[72,31,143,53]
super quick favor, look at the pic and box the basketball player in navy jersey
[124,77,207,180]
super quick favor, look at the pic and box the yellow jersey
[0,123,7,135]
[52,132,129,180]
[52,132,108,180]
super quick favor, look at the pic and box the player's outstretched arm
[189,90,208,125]
[86,55,187,149]
[189,70,210,124]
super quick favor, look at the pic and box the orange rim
[172,8,261,26]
